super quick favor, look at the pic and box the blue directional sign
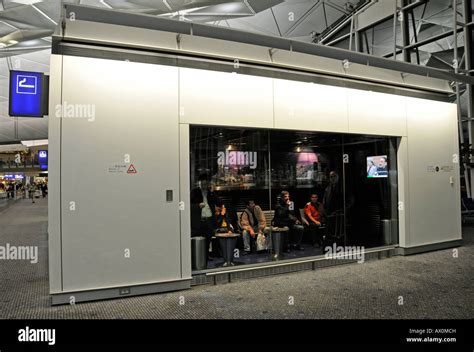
[38,150,48,170]
[9,70,47,117]
[38,150,48,160]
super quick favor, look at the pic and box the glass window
[269,130,343,258]
[190,127,270,269]
[343,135,399,247]
[190,126,399,272]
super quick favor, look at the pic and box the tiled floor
[0,198,472,319]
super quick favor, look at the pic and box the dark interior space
[190,126,399,271]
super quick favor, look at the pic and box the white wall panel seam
[59,54,64,292]
[178,66,182,279]
[272,78,275,129]
[404,100,410,248]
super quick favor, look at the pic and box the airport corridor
[0,198,472,319]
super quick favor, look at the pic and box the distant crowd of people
[0,181,47,201]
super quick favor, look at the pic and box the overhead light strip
[243,0,256,15]
[162,0,172,12]
[31,4,58,26]
[99,0,113,9]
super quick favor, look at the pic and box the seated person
[304,194,323,247]
[214,202,234,234]
[240,200,271,254]
[274,191,304,251]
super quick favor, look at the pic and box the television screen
[367,155,388,178]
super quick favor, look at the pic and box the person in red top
[304,194,323,247]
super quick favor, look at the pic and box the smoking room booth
[48,4,462,304]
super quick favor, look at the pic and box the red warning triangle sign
[127,164,137,174]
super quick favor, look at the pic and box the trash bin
[381,219,391,245]
[191,236,207,270]
[391,219,398,244]
[271,227,288,260]
[215,233,239,267]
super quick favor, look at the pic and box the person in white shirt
[191,174,221,261]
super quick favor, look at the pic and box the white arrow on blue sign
[16,75,37,95]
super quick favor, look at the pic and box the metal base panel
[397,239,463,256]
[50,279,192,305]
[192,247,396,286]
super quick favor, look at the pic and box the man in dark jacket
[323,171,343,215]
[190,174,220,260]
[274,191,304,251]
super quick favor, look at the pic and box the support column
[401,0,411,62]
[464,0,474,197]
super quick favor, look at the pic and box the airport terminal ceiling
[0,0,472,143]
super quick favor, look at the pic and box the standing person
[7,183,13,199]
[304,194,323,247]
[14,182,19,199]
[240,200,271,254]
[41,183,48,198]
[323,171,343,216]
[29,183,36,204]
[274,191,304,251]
[323,170,347,242]
[190,174,220,260]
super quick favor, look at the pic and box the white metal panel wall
[59,56,182,292]
[405,98,461,247]
[347,89,407,136]
[48,54,63,294]
[179,68,274,128]
[49,51,461,297]
[273,79,349,133]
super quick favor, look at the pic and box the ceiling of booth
[0,0,469,143]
